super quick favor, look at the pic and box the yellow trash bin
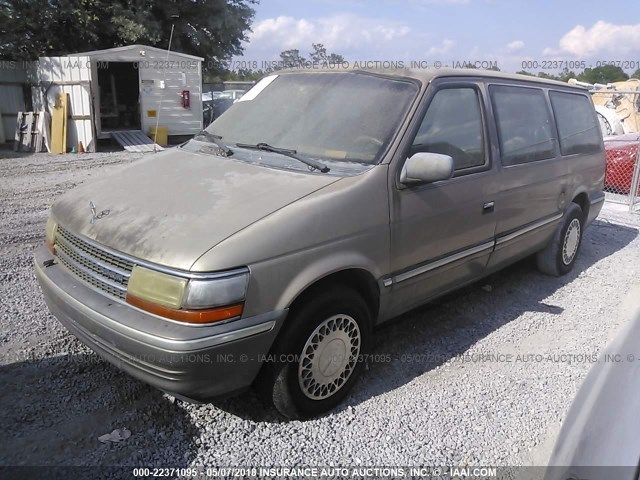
[148,126,168,147]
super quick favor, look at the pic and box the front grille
[54,227,134,300]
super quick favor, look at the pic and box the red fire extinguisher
[181,90,190,109]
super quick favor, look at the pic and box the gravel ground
[1,148,640,469]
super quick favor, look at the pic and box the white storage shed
[32,45,203,151]
[67,45,203,140]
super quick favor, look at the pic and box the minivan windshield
[201,72,419,166]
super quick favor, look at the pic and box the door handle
[483,201,495,213]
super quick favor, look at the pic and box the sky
[237,0,640,73]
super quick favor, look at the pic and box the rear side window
[490,85,555,166]
[550,92,602,155]
[410,87,486,172]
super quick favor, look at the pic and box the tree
[222,67,265,81]
[557,67,577,83]
[309,43,327,63]
[279,49,306,68]
[515,70,534,76]
[578,65,629,84]
[0,0,257,71]
[537,72,560,81]
[310,43,344,65]
[631,69,640,80]
[326,53,345,64]
[275,44,345,70]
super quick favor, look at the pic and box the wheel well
[288,269,380,320]
[572,192,589,224]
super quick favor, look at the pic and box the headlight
[127,266,187,309]
[45,217,58,254]
[126,265,248,324]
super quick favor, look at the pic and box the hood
[52,148,340,270]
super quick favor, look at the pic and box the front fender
[274,251,383,311]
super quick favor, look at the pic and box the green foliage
[578,65,629,84]
[310,43,344,65]
[280,43,344,68]
[0,0,257,71]
[217,43,346,81]
[277,44,345,69]
[309,43,326,63]
[557,68,577,83]
[537,72,560,81]
[279,48,306,68]
[110,11,155,45]
[208,66,273,83]
[630,68,640,80]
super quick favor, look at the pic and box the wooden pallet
[13,112,50,152]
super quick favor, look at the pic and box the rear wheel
[258,286,372,419]
[597,112,612,136]
[536,203,584,276]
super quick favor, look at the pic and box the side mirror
[400,152,454,185]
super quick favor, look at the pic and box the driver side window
[410,87,487,172]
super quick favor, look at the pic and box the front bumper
[34,246,286,401]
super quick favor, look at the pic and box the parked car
[201,91,224,102]
[203,97,234,127]
[604,133,640,194]
[218,89,246,101]
[202,90,247,126]
[35,68,605,418]
[545,307,640,480]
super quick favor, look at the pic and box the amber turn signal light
[126,294,243,324]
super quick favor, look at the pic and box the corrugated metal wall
[139,58,203,136]
[32,56,96,152]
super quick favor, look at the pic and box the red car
[604,133,640,194]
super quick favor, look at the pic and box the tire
[597,112,612,136]
[257,286,372,419]
[536,203,584,276]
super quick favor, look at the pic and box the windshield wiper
[193,131,233,156]
[235,142,330,173]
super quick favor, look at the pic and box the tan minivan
[35,68,605,418]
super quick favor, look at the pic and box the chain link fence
[586,83,640,214]
[603,134,640,213]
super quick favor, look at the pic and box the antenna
[153,14,179,153]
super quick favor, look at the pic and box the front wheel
[257,286,372,419]
[536,203,584,276]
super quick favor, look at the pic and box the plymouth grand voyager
[36,68,605,418]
